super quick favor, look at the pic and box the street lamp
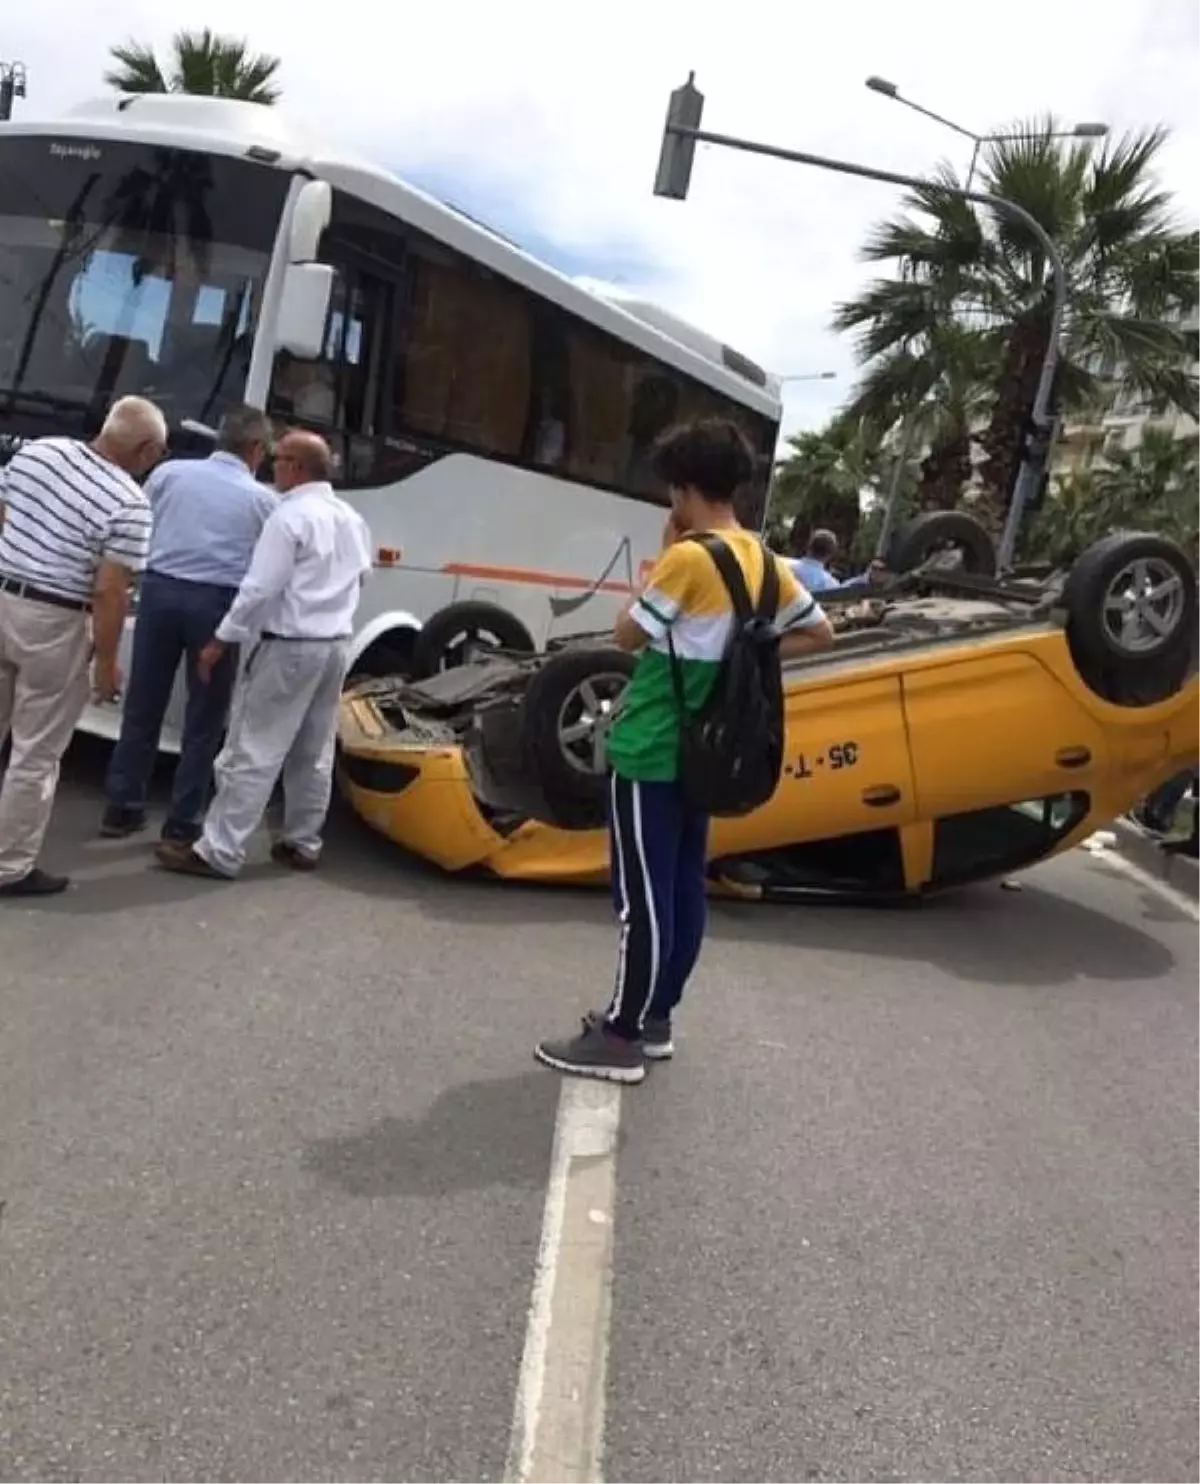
[860,77,1107,560]
[779,371,837,384]
[650,73,1070,573]
[0,61,28,123]
[865,76,1108,188]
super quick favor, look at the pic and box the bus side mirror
[276,262,335,360]
[289,179,332,263]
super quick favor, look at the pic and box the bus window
[562,326,634,487]
[625,372,679,496]
[271,265,390,438]
[340,273,390,436]
[524,309,572,472]
[395,245,532,457]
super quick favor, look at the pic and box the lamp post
[0,61,28,122]
[864,76,1108,189]
[652,74,1069,573]
[860,79,1108,563]
[779,371,837,384]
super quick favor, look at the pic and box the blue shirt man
[788,527,885,595]
[790,553,839,592]
[147,449,276,587]
[101,406,277,844]
[789,527,842,592]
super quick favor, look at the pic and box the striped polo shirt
[606,527,826,782]
[0,436,152,603]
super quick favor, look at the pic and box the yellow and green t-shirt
[606,528,827,783]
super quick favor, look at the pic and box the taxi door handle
[862,785,902,807]
[1055,745,1092,770]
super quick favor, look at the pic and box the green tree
[105,29,282,104]
[843,324,994,512]
[768,414,883,554]
[833,123,1198,530]
[1026,427,1199,566]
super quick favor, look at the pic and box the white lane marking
[506,1078,622,1484]
[1088,845,1200,923]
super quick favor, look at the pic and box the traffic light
[653,72,705,201]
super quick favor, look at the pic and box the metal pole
[666,122,1068,572]
[0,73,13,123]
[963,137,982,192]
[874,416,917,560]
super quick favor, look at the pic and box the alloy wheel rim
[1102,557,1186,655]
[556,674,629,774]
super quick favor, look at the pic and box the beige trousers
[0,591,92,884]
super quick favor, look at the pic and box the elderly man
[0,396,166,897]
[156,430,372,881]
[100,405,277,844]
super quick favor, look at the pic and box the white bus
[0,94,783,747]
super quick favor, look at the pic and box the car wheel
[888,511,997,577]
[521,647,636,829]
[1062,532,1198,706]
[411,601,536,679]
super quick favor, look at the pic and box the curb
[1102,817,1200,900]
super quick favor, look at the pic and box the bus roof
[7,95,783,419]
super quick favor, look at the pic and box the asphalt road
[1,738,1196,1483]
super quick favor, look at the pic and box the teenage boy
[535,419,835,1083]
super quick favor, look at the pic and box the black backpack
[666,532,785,817]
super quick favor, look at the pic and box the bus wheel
[411,602,535,679]
[348,630,416,682]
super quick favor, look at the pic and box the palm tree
[105,29,281,104]
[833,122,1199,530]
[1027,427,1199,566]
[842,324,995,511]
[769,414,883,553]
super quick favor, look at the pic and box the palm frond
[105,29,281,104]
[104,40,168,93]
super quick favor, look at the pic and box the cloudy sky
[6,0,1198,437]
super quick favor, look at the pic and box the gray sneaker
[641,1016,675,1061]
[535,1012,645,1084]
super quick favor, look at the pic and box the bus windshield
[0,136,289,429]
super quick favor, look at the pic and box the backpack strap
[754,543,781,624]
[665,533,779,718]
[687,532,754,622]
[689,532,780,624]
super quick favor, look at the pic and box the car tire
[1062,532,1198,706]
[888,511,997,577]
[411,601,536,679]
[521,647,636,830]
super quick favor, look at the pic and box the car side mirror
[276,262,335,360]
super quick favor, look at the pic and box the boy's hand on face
[662,512,688,549]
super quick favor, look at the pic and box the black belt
[0,575,91,613]
[261,631,351,642]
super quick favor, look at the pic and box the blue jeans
[104,570,239,837]
[604,773,709,1040]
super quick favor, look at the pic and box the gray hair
[100,396,168,449]
[217,405,274,457]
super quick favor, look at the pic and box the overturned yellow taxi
[337,528,1198,901]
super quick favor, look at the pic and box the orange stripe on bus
[441,560,635,595]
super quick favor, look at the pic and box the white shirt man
[0,397,166,897]
[155,430,372,880]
